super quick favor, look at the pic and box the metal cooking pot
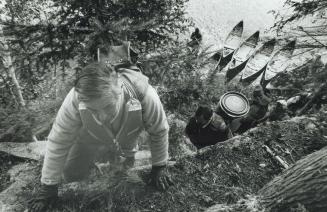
[217,91,250,119]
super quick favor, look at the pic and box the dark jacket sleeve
[210,113,233,141]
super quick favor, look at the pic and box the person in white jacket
[29,62,172,212]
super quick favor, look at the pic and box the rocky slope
[1,110,327,211]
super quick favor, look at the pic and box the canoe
[229,31,260,69]
[213,21,244,70]
[261,40,296,87]
[240,38,276,85]
[225,31,260,82]
[222,21,244,58]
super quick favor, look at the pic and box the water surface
[186,0,286,48]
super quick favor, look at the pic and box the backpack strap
[116,64,141,72]
[121,75,145,101]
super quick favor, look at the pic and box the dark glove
[28,184,58,212]
[148,165,173,191]
[123,156,135,169]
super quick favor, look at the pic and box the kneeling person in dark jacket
[185,105,233,149]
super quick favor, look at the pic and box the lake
[186,0,286,49]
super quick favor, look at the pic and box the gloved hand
[148,165,174,191]
[123,156,135,170]
[28,184,58,212]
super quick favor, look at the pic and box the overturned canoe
[213,21,244,70]
[225,31,260,82]
[261,40,296,87]
[240,38,276,85]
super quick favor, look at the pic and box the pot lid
[219,92,250,117]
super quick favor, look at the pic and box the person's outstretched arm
[141,85,169,167]
[41,88,82,185]
[141,85,173,190]
[29,88,82,212]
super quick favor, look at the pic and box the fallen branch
[263,145,289,169]
[0,141,46,160]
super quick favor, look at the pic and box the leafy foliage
[273,0,327,29]
[142,44,226,117]
[0,0,191,109]
[0,0,191,72]
[272,0,327,50]
[272,56,327,95]
[0,107,35,143]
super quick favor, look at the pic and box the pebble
[259,163,266,168]
[305,123,316,130]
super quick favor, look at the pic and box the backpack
[97,41,141,71]
[97,41,148,101]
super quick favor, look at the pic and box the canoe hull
[229,31,260,70]
[222,21,244,58]
[225,31,260,82]
[225,59,249,82]
[240,39,276,85]
[218,52,234,69]
[241,65,266,86]
[261,40,296,87]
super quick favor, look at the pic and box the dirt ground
[0,153,26,193]
[1,112,327,211]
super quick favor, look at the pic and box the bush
[272,57,327,97]
[145,44,230,117]
[0,108,35,143]
[167,114,196,159]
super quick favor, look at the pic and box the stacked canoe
[225,31,260,82]
[261,40,296,87]
[212,21,296,87]
[213,21,244,71]
[240,38,276,85]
